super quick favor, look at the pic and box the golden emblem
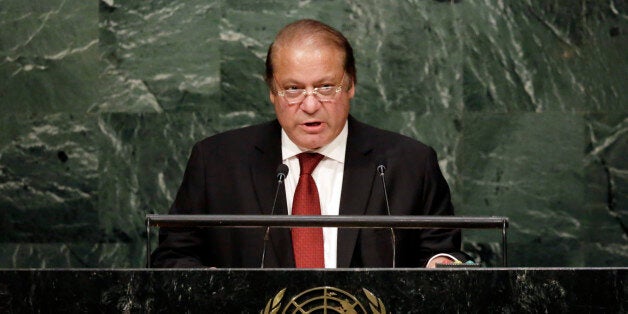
[261,286,387,314]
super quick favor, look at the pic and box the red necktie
[291,152,325,268]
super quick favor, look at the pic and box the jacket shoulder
[349,117,434,155]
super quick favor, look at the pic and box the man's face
[270,43,354,150]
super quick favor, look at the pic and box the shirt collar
[281,120,348,163]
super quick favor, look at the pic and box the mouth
[300,121,325,133]
[304,121,322,127]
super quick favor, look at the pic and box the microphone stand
[260,164,289,268]
[377,164,396,268]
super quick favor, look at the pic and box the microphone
[377,163,396,268]
[260,164,289,268]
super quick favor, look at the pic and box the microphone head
[377,163,386,175]
[276,164,289,180]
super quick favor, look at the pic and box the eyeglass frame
[273,74,346,105]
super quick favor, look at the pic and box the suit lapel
[251,121,284,216]
[250,117,380,268]
[250,120,294,267]
[337,117,377,267]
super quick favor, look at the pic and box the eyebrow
[277,76,340,86]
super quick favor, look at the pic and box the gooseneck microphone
[377,163,396,268]
[260,164,289,268]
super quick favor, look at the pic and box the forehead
[272,42,345,81]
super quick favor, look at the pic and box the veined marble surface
[0,0,626,267]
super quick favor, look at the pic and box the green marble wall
[0,0,625,268]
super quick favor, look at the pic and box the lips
[300,121,325,133]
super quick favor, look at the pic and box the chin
[297,140,324,150]
[295,134,332,150]
[300,143,321,150]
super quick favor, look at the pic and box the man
[151,19,466,268]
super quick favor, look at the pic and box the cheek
[273,100,288,115]
[330,102,350,122]
[275,104,296,125]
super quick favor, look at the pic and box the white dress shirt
[281,122,348,268]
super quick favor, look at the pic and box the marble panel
[345,0,464,115]
[0,0,96,55]
[0,243,145,268]
[0,0,100,115]
[0,114,102,267]
[583,113,628,265]
[0,114,99,241]
[459,0,627,112]
[96,0,221,113]
[456,112,588,266]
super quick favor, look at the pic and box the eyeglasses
[275,74,345,105]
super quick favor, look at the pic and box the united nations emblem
[261,286,387,314]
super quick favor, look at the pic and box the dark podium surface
[1,268,626,313]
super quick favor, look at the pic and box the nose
[299,91,321,114]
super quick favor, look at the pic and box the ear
[347,81,355,99]
[269,90,276,104]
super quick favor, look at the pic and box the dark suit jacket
[151,116,462,268]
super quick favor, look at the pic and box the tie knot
[297,152,324,175]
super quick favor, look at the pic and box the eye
[316,85,335,95]
[286,85,300,91]
[284,88,303,97]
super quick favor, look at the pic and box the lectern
[142,214,513,312]
[2,216,624,312]
[145,214,510,267]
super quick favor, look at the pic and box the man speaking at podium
[151,19,467,269]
